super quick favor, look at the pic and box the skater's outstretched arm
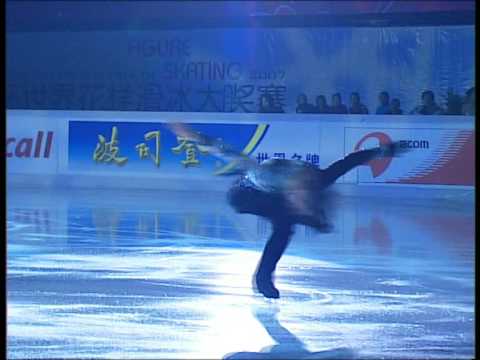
[322,142,408,186]
[166,122,257,175]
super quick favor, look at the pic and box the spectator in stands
[462,87,475,115]
[348,92,369,114]
[444,88,463,115]
[410,90,444,115]
[258,93,284,113]
[390,98,403,115]
[330,93,348,114]
[376,91,391,114]
[295,93,316,113]
[314,95,330,114]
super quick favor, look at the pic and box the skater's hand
[316,222,334,233]
[379,141,411,158]
[166,123,201,142]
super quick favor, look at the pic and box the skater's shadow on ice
[223,306,355,360]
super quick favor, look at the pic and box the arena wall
[7,110,474,190]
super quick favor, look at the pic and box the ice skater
[167,123,409,299]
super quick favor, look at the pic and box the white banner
[250,121,321,166]
[6,115,58,174]
[345,127,474,186]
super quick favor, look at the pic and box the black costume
[227,147,400,298]
[167,123,407,299]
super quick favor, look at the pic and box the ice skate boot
[254,273,280,299]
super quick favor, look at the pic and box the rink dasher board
[6,110,474,189]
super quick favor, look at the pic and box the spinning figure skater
[168,123,409,299]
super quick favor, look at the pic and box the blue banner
[68,121,268,175]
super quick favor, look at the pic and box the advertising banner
[6,118,57,174]
[69,121,266,177]
[345,127,474,185]
[68,119,322,178]
[7,110,474,188]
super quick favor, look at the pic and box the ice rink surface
[7,184,475,359]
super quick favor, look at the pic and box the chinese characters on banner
[93,126,321,169]
[171,137,209,167]
[93,126,211,168]
[9,82,287,112]
[93,126,128,165]
[256,152,320,166]
[135,130,161,167]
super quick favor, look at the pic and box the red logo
[354,132,392,178]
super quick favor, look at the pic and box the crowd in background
[258,87,475,116]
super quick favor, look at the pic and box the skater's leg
[227,183,295,298]
[254,218,294,299]
[228,184,285,218]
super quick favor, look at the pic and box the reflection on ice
[224,305,356,359]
